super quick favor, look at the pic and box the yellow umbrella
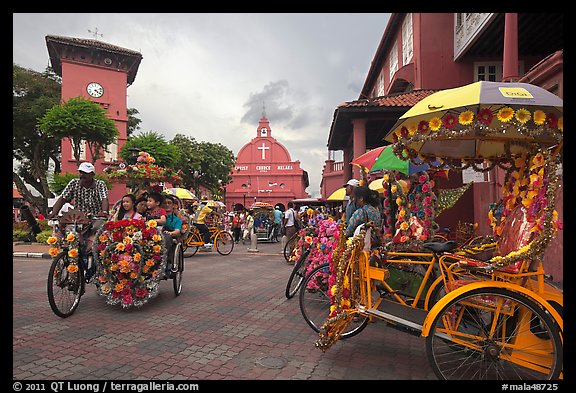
[327,187,347,201]
[368,178,385,193]
[385,81,563,160]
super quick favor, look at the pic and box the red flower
[400,126,409,137]
[478,108,494,125]
[442,113,458,129]
[546,113,558,128]
[418,121,429,134]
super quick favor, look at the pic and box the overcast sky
[13,13,390,197]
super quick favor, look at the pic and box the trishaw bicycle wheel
[285,249,310,299]
[215,231,234,255]
[47,251,84,318]
[183,233,199,257]
[283,232,299,261]
[172,243,184,296]
[299,263,368,339]
[426,287,562,380]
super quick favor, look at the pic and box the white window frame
[377,72,385,97]
[474,61,524,82]
[104,142,118,162]
[402,13,413,66]
[389,40,398,81]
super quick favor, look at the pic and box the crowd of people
[46,161,390,269]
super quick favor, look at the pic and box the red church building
[226,114,309,211]
[45,35,143,204]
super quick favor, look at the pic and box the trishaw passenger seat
[493,205,535,274]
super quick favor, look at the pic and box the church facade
[225,115,309,211]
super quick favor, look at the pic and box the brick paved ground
[13,241,436,381]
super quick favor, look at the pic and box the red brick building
[226,114,309,211]
[321,13,563,281]
[45,35,143,204]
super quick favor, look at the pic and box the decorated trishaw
[47,151,188,317]
[305,81,563,380]
[248,201,277,242]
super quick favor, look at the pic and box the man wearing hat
[343,179,360,226]
[48,162,109,220]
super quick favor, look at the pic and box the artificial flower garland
[381,170,438,251]
[104,151,183,185]
[47,229,82,287]
[94,218,167,307]
[488,148,562,268]
[315,222,362,352]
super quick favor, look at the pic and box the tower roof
[45,35,143,85]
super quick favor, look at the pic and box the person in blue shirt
[343,179,360,226]
[272,205,283,242]
[161,195,183,275]
[346,185,383,248]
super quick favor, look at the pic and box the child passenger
[114,194,143,221]
[145,192,167,226]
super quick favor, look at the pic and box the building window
[377,72,385,97]
[475,62,501,82]
[474,61,524,82]
[402,13,413,66]
[74,140,86,161]
[389,40,398,81]
[104,142,118,162]
[280,183,286,188]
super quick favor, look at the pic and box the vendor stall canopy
[385,81,563,161]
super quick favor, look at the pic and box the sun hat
[78,162,95,173]
[343,179,360,187]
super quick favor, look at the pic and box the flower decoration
[46,226,82,285]
[104,151,183,185]
[382,170,438,250]
[94,218,167,307]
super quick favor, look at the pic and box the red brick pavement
[13,241,436,381]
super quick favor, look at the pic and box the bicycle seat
[422,241,459,253]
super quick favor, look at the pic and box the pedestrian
[232,211,243,243]
[243,209,254,244]
[343,178,360,226]
[282,202,299,253]
[273,205,283,242]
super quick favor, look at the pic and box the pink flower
[122,294,133,305]
[135,287,148,298]
[422,184,431,193]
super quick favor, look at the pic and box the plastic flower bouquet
[93,218,167,307]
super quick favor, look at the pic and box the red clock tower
[45,35,143,203]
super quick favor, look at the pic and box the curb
[13,252,51,259]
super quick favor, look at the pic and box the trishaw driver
[47,162,109,278]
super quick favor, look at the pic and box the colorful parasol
[352,145,435,175]
[384,81,563,161]
[163,188,197,200]
[327,187,347,201]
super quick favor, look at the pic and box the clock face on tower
[86,82,104,98]
[260,127,268,137]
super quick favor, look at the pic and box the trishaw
[47,151,187,317]
[183,200,234,256]
[305,81,563,380]
[250,201,278,243]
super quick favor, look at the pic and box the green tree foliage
[38,96,119,166]
[13,64,62,215]
[127,107,142,138]
[170,134,235,198]
[120,131,180,168]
